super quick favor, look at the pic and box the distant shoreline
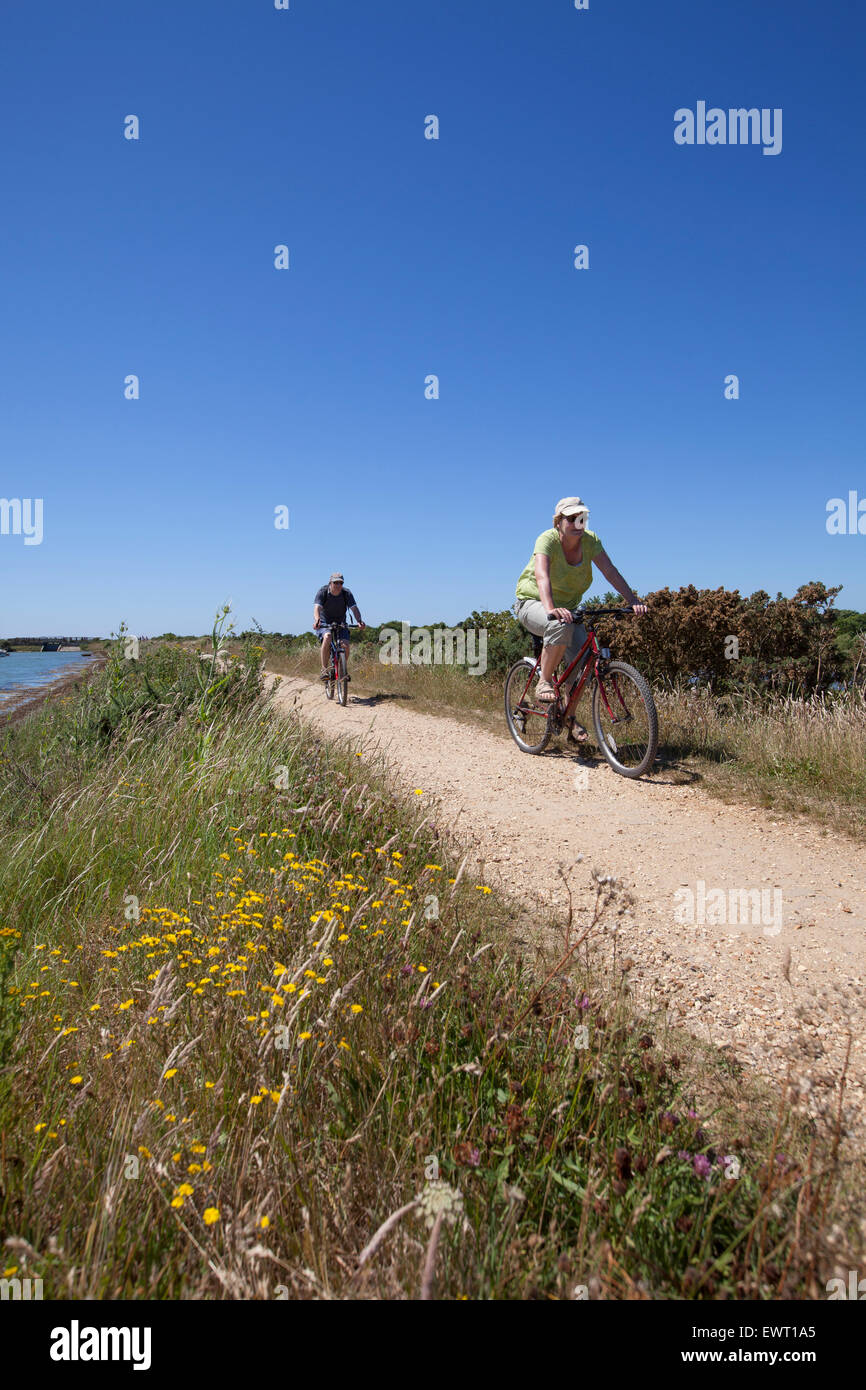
[0,655,106,731]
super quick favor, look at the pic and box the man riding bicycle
[313,573,366,681]
[514,497,647,740]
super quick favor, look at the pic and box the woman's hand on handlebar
[548,607,574,623]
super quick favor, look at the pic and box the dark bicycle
[504,607,659,777]
[320,619,356,706]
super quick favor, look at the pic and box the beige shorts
[514,599,588,666]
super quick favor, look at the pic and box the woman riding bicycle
[514,497,647,733]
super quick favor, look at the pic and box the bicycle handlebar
[545,606,638,621]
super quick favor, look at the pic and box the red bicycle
[320,620,356,706]
[504,607,658,777]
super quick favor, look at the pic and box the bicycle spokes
[594,668,653,771]
[504,660,554,754]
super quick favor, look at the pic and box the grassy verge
[0,640,860,1299]
[656,687,866,837]
[262,642,866,842]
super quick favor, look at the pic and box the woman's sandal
[566,717,589,745]
[535,680,557,703]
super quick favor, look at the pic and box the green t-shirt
[515,528,604,609]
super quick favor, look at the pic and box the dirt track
[268,672,866,1139]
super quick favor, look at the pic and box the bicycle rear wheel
[336,649,348,706]
[591,661,658,778]
[324,654,335,699]
[504,659,553,754]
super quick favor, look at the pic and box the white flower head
[416,1179,464,1231]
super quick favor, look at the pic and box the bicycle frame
[515,609,631,725]
[321,620,355,678]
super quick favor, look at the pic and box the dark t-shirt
[314,585,357,624]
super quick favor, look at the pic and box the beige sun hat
[553,496,589,523]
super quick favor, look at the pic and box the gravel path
[268,673,865,1140]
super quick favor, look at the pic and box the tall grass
[658,686,866,837]
[0,647,860,1299]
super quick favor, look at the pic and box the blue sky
[1,0,863,637]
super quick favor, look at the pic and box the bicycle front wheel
[591,661,658,778]
[504,659,553,754]
[336,650,348,706]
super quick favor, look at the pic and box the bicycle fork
[595,670,633,725]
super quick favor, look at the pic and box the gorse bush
[587,582,855,694]
[0,638,859,1299]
